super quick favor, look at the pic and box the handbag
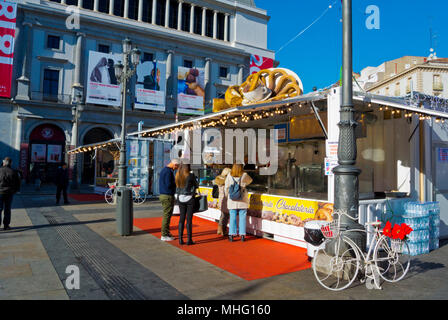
[194,194,208,212]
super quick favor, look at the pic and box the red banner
[249,55,274,75]
[0,1,17,98]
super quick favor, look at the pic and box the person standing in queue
[225,163,253,242]
[159,159,180,241]
[55,162,70,205]
[175,163,198,245]
[213,167,231,236]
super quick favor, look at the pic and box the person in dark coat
[0,157,21,230]
[55,162,70,205]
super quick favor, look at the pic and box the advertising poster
[47,145,62,163]
[135,60,166,111]
[249,54,274,75]
[200,187,334,225]
[31,144,46,163]
[86,51,121,106]
[127,139,150,194]
[0,1,17,98]
[177,66,205,116]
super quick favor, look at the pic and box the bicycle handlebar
[333,210,359,221]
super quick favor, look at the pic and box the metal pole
[71,108,79,190]
[332,0,365,250]
[116,50,134,236]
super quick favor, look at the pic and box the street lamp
[332,0,365,250]
[71,92,84,190]
[114,37,141,236]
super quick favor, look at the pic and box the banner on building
[86,51,121,107]
[249,55,274,75]
[0,1,17,98]
[135,60,166,111]
[177,66,205,116]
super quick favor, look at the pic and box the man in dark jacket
[159,159,180,241]
[0,157,21,230]
[55,162,70,205]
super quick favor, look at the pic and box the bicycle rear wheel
[132,188,146,205]
[374,235,410,282]
[105,188,115,205]
[313,236,360,291]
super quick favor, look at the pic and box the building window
[47,35,61,50]
[98,0,109,13]
[143,52,154,62]
[66,0,78,5]
[194,6,202,34]
[394,82,401,96]
[433,74,443,92]
[169,0,178,28]
[219,66,229,79]
[206,9,213,37]
[181,2,190,31]
[217,13,225,40]
[142,0,152,22]
[114,0,124,17]
[128,0,138,20]
[98,44,110,53]
[183,59,193,68]
[156,0,166,26]
[43,69,60,101]
[83,0,94,10]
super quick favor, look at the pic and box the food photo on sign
[177,67,205,116]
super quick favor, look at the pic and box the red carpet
[68,193,105,202]
[134,216,311,281]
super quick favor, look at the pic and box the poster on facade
[127,139,150,194]
[177,66,205,116]
[47,145,62,163]
[200,187,334,225]
[0,1,17,98]
[31,144,46,163]
[249,55,274,75]
[86,51,121,107]
[135,60,166,111]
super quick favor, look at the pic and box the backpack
[228,176,243,201]
[212,184,219,198]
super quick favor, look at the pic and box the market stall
[128,69,448,247]
[68,136,172,196]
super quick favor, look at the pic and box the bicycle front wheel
[105,188,115,205]
[374,235,410,283]
[132,189,146,205]
[313,237,360,291]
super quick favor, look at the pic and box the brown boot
[217,225,223,235]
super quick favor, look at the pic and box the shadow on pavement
[0,218,115,234]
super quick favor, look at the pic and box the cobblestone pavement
[1,190,447,300]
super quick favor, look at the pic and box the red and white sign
[0,1,17,98]
[249,55,274,75]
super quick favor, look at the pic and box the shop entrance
[81,128,114,185]
[29,123,66,184]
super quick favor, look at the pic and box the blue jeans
[229,209,247,236]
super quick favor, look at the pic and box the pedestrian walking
[175,163,198,245]
[159,159,180,241]
[55,162,70,205]
[0,157,21,230]
[213,167,231,236]
[224,163,253,242]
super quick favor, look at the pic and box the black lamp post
[114,37,141,236]
[332,0,365,250]
[71,92,83,190]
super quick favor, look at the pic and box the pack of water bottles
[399,201,440,256]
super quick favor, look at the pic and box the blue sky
[255,0,448,93]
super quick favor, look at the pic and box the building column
[151,0,156,23]
[165,0,170,27]
[61,0,66,4]
[238,64,244,84]
[16,21,32,101]
[138,0,143,21]
[189,4,195,33]
[109,0,114,14]
[212,10,217,39]
[72,32,85,101]
[124,0,129,18]
[205,58,212,107]
[15,116,23,152]
[94,0,99,11]
[224,13,229,41]
[201,7,206,36]
[78,0,83,8]
[177,0,183,31]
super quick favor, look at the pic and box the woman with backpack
[224,164,253,242]
[213,167,231,236]
[175,163,198,245]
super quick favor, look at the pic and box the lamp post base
[115,187,134,236]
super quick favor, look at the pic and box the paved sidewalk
[1,193,448,300]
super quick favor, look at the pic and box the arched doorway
[29,123,66,184]
[81,127,114,184]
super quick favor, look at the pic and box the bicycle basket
[320,219,339,239]
[390,239,404,253]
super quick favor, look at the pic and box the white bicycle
[313,210,411,291]
[105,182,147,205]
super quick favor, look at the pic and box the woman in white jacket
[224,164,253,242]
